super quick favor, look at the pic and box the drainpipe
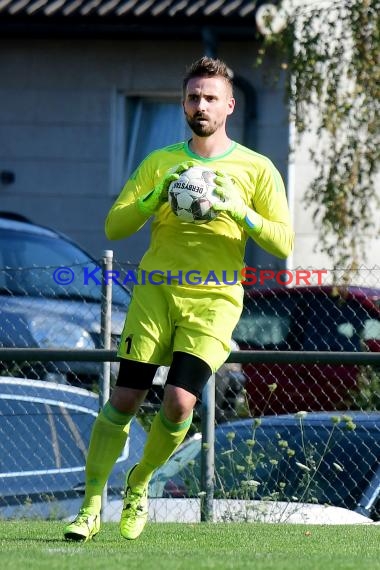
[200,26,216,524]
[202,27,218,58]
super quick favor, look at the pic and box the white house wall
[292,126,380,276]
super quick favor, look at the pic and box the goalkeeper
[64,56,294,543]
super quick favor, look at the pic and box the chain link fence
[0,259,379,523]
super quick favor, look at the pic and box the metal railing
[1,255,380,522]
[1,345,379,522]
[1,347,380,365]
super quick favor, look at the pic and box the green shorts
[118,282,243,373]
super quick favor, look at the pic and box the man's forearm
[243,208,294,259]
[105,201,149,240]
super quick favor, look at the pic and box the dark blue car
[0,214,131,387]
[0,378,147,519]
[149,412,380,522]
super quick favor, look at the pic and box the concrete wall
[0,38,289,266]
[291,127,380,280]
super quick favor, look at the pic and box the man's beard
[185,113,221,137]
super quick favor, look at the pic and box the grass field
[0,521,379,570]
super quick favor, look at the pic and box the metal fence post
[100,249,113,513]
[200,373,215,522]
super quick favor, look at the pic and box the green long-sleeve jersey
[105,141,294,287]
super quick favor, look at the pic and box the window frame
[109,90,188,196]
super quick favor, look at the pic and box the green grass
[0,521,379,570]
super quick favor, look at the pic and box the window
[125,97,188,176]
[112,94,190,193]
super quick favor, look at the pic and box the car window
[0,397,95,474]
[234,314,291,346]
[0,231,130,305]
[233,297,296,348]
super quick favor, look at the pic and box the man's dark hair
[183,56,234,95]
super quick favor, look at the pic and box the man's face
[183,76,235,137]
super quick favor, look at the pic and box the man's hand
[212,171,247,223]
[137,161,196,216]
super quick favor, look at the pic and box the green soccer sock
[128,407,193,491]
[82,401,134,513]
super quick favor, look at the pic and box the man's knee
[162,384,197,422]
[110,386,148,415]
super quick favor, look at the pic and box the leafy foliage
[257,0,380,269]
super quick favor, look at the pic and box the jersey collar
[184,140,237,162]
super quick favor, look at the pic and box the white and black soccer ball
[168,166,220,224]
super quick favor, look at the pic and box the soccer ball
[168,166,220,224]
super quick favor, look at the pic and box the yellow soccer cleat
[64,508,100,542]
[120,466,148,540]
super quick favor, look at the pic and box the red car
[233,286,380,415]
